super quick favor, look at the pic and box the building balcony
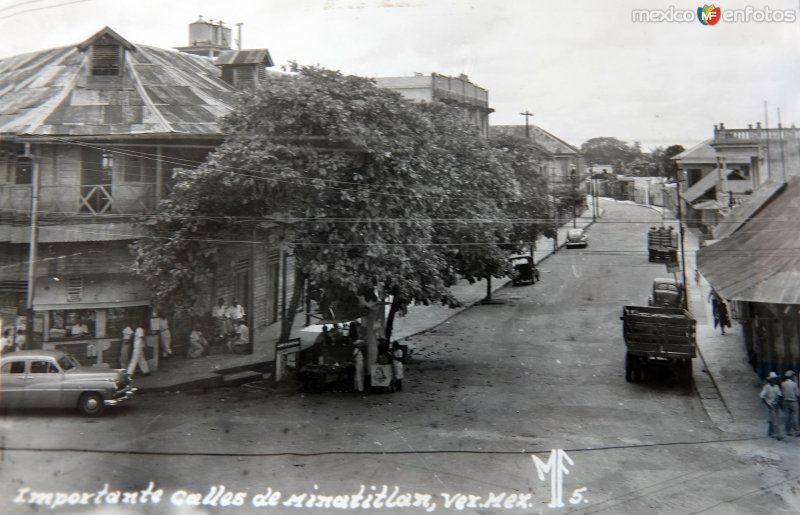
[713,124,799,146]
[0,182,159,221]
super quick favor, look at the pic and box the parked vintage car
[0,350,136,416]
[647,278,684,308]
[509,254,540,285]
[565,228,588,248]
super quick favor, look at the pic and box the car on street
[565,228,588,248]
[509,254,540,285]
[0,350,136,416]
[647,277,684,308]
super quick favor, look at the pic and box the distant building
[489,124,585,201]
[374,73,493,137]
[674,122,798,239]
[174,16,233,58]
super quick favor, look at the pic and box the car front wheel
[78,392,105,417]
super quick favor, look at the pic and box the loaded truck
[622,305,696,383]
[647,226,678,263]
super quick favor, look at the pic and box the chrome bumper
[104,387,137,406]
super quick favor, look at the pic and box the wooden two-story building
[0,26,288,364]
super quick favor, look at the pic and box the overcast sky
[1,0,799,150]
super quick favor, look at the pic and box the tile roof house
[0,26,290,365]
[489,124,585,201]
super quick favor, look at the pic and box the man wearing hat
[781,370,799,437]
[760,372,784,439]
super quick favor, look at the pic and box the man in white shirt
[228,300,246,325]
[127,324,150,377]
[761,372,784,440]
[212,297,230,338]
[781,370,799,437]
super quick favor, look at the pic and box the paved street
[2,200,799,514]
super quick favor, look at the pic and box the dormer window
[216,49,274,90]
[92,44,121,76]
[78,27,135,79]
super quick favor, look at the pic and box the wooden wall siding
[37,240,134,276]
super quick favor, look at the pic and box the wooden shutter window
[92,45,121,76]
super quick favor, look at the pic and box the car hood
[66,366,126,379]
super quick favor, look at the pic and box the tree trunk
[279,268,306,342]
[385,296,402,341]
[485,276,492,302]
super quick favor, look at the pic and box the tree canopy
[131,65,549,344]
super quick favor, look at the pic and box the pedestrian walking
[120,322,133,369]
[127,323,151,378]
[156,312,172,358]
[760,371,784,440]
[781,370,799,437]
[716,301,731,335]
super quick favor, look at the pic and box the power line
[0,0,89,20]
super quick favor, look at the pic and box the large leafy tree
[581,137,640,172]
[490,133,554,246]
[131,66,515,353]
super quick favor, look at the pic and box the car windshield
[58,354,79,371]
[567,230,583,238]
[656,283,679,292]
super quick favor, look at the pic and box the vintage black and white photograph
[1,0,799,513]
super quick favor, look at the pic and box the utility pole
[520,110,533,138]
[675,182,688,310]
[24,144,39,344]
[570,168,577,228]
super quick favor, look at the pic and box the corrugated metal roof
[216,49,274,66]
[712,180,785,240]
[0,27,239,137]
[696,178,797,304]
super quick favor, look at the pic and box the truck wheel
[682,359,693,383]
[78,392,104,417]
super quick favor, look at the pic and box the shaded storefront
[697,178,800,378]
[34,274,151,366]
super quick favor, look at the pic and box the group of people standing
[313,322,405,393]
[0,327,25,354]
[211,297,249,352]
[760,370,800,440]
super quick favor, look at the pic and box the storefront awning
[34,274,150,310]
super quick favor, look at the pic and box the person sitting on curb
[228,319,249,353]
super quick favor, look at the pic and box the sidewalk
[133,207,600,393]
